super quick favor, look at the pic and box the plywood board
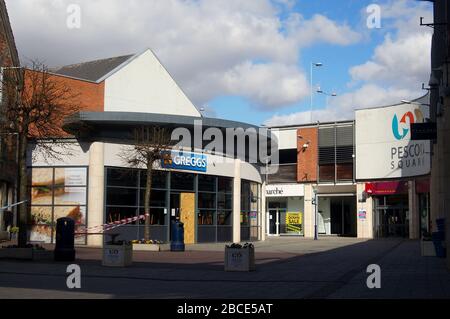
[180,193,195,244]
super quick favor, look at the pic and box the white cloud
[264,84,419,126]
[6,0,361,110]
[266,0,433,126]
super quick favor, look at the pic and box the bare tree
[120,126,174,241]
[0,61,80,247]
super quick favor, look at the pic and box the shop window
[107,168,138,187]
[198,175,216,192]
[53,187,87,205]
[54,206,86,226]
[217,193,232,210]
[106,187,137,206]
[279,149,297,164]
[198,192,216,209]
[198,210,215,225]
[29,167,88,244]
[217,211,232,225]
[218,177,232,193]
[140,170,167,189]
[170,172,195,191]
[240,212,250,225]
[106,206,138,224]
[318,124,354,183]
[139,189,167,207]
[138,208,166,225]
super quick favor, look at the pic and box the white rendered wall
[29,141,90,167]
[271,129,297,150]
[356,183,374,239]
[104,49,201,117]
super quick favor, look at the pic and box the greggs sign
[355,100,430,180]
[161,151,207,172]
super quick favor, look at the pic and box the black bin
[54,218,76,261]
[170,220,185,251]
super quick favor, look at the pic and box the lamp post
[317,89,337,108]
[310,62,323,123]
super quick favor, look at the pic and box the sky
[6,0,433,126]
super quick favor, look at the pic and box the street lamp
[317,89,337,108]
[310,62,323,123]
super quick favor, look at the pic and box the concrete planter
[421,240,436,257]
[224,246,255,272]
[132,243,169,251]
[32,249,54,261]
[102,244,133,267]
[0,247,51,260]
[0,231,9,241]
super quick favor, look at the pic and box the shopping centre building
[22,48,431,246]
[266,94,431,240]
[28,49,270,246]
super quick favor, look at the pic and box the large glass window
[318,124,354,183]
[106,168,168,229]
[105,168,235,243]
[241,180,261,241]
[197,176,233,243]
[29,167,88,244]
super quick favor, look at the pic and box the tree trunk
[17,132,29,247]
[144,162,153,241]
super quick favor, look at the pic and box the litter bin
[170,220,185,251]
[432,232,446,258]
[54,218,76,261]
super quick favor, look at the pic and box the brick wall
[48,73,105,112]
[23,70,105,137]
[297,127,318,183]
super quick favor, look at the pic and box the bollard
[54,218,76,261]
[170,220,185,252]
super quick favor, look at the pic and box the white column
[356,183,373,239]
[260,181,266,241]
[87,142,105,247]
[232,159,241,243]
[304,184,314,238]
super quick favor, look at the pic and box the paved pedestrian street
[0,238,449,299]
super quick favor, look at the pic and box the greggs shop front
[28,113,268,246]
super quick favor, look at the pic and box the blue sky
[7,0,433,126]
[208,0,433,125]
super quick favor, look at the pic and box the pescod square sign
[355,100,431,180]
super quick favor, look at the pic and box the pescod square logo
[390,107,427,171]
[391,108,424,140]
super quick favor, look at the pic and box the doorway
[318,196,356,237]
[170,192,195,244]
[374,195,409,238]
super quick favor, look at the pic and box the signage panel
[355,102,430,180]
[161,151,207,172]
[265,184,305,197]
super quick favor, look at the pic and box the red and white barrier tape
[75,213,150,236]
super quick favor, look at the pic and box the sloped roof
[51,54,133,82]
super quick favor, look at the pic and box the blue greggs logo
[161,151,207,172]
[392,108,424,140]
